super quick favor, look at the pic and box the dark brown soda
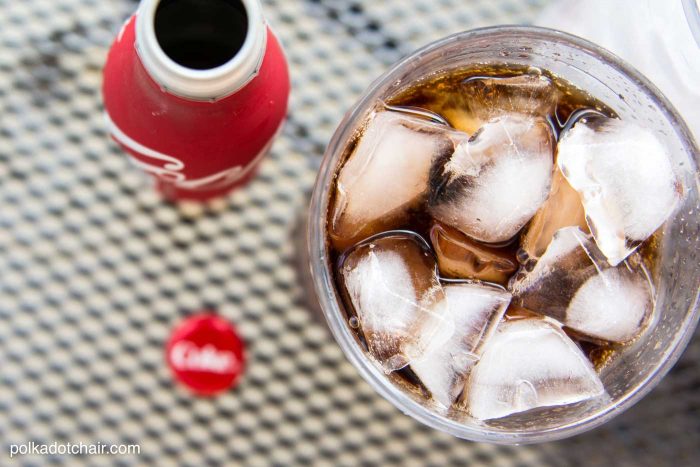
[327,65,661,384]
[155,0,249,70]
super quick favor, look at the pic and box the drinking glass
[307,26,700,443]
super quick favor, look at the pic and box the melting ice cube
[411,282,511,407]
[510,227,654,343]
[557,116,682,266]
[437,73,560,134]
[330,111,468,250]
[567,267,654,343]
[429,115,555,243]
[340,232,450,372]
[430,222,518,285]
[520,167,588,262]
[465,317,604,421]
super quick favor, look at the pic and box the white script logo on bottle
[169,341,241,374]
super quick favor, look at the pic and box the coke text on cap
[166,314,246,396]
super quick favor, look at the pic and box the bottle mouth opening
[154,0,249,70]
[136,0,266,100]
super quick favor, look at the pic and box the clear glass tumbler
[307,26,700,443]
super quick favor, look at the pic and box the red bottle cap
[166,313,245,396]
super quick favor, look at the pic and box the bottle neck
[135,0,266,101]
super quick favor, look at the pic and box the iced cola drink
[310,28,699,442]
[328,65,683,421]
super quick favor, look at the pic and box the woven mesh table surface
[0,0,698,466]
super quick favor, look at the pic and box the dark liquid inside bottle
[155,0,249,70]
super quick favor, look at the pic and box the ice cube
[411,282,511,407]
[430,222,518,285]
[510,227,599,321]
[567,267,654,343]
[510,227,654,343]
[429,115,555,243]
[520,167,588,261]
[465,317,604,421]
[330,111,468,250]
[558,116,682,266]
[438,74,560,134]
[340,232,450,372]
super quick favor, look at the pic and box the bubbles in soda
[328,66,682,421]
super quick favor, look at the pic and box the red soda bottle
[102,0,290,201]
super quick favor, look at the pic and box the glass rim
[307,25,700,444]
[683,0,700,48]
